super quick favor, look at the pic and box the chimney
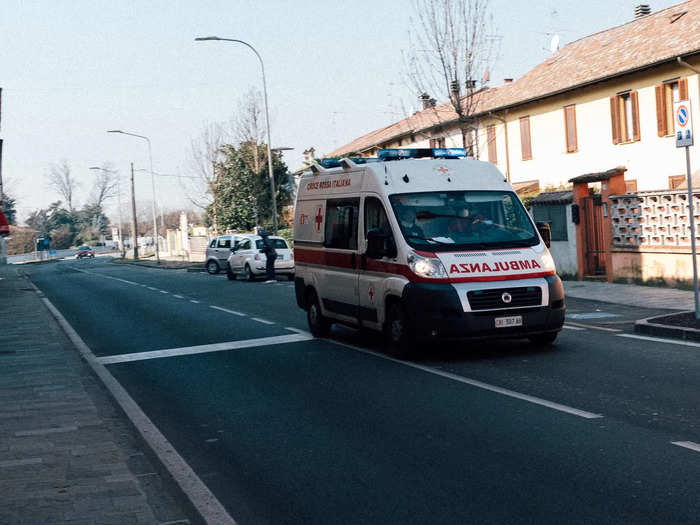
[503,78,513,84]
[465,79,477,90]
[634,4,651,18]
[449,80,460,96]
[419,93,432,110]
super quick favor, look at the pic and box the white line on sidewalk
[96,333,314,365]
[210,305,246,317]
[671,441,700,453]
[329,339,603,420]
[28,280,237,525]
[617,333,700,348]
[251,317,275,325]
[563,324,585,330]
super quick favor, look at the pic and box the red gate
[583,195,605,276]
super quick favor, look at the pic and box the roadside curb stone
[635,312,700,343]
[0,265,192,524]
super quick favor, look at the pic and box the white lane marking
[617,333,700,348]
[563,324,585,330]
[190,299,200,304]
[329,340,603,419]
[147,286,158,291]
[159,290,168,294]
[74,268,139,286]
[96,333,314,365]
[210,305,246,317]
[285,327,313,337]
[251,317,275,325]
[173,295,184,299]
[28,280,236,525]
[671,441,700,453]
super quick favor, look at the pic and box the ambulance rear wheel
[307,291,331,337]
[384,302,416,358]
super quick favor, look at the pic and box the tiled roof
[332,0,700,156]
[532,190,574,205]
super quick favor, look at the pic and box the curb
[635,311,700,343]
[25,275,237,525]
[111,259,205,271]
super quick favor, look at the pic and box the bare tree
[46,160,79,211]
[90,163,119,208]
[405,0,497,154]
[233,87,266,174]
[184,122,228,233]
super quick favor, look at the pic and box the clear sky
[0,0,683,223]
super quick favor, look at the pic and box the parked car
[205,234,245,274]
[75,245,95,259]
[226,234,294,281]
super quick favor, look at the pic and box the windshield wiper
[405,235,451,245]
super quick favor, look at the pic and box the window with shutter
[657,79,684,137]
[610,91,640,144]
[487,125,497,164]
[655,84,667,137]
[519,117,532,160]
[564,105,577,152]
[679,78,689,100]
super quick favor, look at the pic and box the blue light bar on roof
[377,148,467,161]
[318,157,378,168]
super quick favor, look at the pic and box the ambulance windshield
[389,191,538,251]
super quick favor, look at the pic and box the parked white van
[293,148,565,356]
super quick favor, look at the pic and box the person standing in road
[260,229,278,282]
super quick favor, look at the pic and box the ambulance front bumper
[401,275,565,340]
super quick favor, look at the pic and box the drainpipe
[488,110,511,182]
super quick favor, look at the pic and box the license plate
[495,315,522,328]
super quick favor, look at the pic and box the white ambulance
[293,148,565,356]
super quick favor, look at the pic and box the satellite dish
[549,34,560,54]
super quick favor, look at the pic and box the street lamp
[89,166,125,257]
[195,36,279,234]
[107,130,160,263]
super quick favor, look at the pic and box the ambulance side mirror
[536,222,552,248]
[366,229,396,259]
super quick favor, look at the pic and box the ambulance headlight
[407,251,448,279]
[539,251,556,272]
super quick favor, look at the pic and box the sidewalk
[563,279,695,311]
[0,266,191,525]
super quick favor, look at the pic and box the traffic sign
[674,99,693,147]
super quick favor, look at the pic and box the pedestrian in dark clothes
[260,229,278,282]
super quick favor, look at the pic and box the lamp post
[195,36,279,234]
[107,130,160,263]
[89,166,125,257]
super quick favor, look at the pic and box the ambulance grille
[467,286,542,310]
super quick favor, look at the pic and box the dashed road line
[159,290,168,294]
[147,287,158,291]
[96,333,314,364]
[671,441,700,453]
[190,299,200,304]
[617,333,700,348]
[173,294,184,299]
[210,305,246,317]
[251,317,275,325]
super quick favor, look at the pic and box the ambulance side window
[324,198,359,250]
[364,197,393,239]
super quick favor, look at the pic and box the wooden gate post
[601,168,628,282]
[572,181,589,280]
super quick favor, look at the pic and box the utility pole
[130,162,139,259]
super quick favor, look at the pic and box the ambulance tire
[528,332,558,346]
[384,302,417,359]
[307,291,331,337]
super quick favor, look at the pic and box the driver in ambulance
[398,207,425,238]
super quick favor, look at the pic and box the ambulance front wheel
[307,291,331,337]
[528,331,558,346]
[384,302,417,358]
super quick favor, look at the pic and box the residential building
[331,0,700,194]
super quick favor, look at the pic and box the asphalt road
[26,258,700,524]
